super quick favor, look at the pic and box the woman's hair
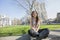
[31,11,39,25]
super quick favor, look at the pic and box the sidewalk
[0,30,60,40]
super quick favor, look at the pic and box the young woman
[28,11,49,40]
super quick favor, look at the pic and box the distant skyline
[0,0,60,19]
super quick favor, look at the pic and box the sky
[46,0,60,19]
[0,0,60,19]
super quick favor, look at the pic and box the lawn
[0,25,60,37]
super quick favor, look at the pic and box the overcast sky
[0,0,60,19]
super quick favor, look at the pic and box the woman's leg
[28,29,39,37]
[38,28,49,39]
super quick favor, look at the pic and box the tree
[15,0,47,24]
[12,18,21,25]
[15,0,36,14]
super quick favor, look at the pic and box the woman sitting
[28,11,49,40]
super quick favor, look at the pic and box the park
[0,25,60,40]
[0,0,60,40]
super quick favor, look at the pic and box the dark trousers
[28,28,49,39]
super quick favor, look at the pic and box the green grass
[0,25,60,37]
[40,25,60,30]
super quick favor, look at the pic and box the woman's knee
[38,28,49,36]
[44,28,49,34]
[38,28,49,39]
[38,28,49,33]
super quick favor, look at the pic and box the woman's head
[31,11,39,25]
[31,11,38,18]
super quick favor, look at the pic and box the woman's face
[33,12,38,18]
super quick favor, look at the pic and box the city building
[0,15,11,27]
[56,13,60,23]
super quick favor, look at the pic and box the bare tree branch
[16,0,29,11]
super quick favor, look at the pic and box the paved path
[0,30,60,40]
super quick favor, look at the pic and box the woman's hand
[35,27,39,32]
[32,27,39,32]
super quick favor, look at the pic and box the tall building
[56,13,60,23]
[57,13,60,20]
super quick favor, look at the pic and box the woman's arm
[30,18,32,29]
[30,17,36,31]
[30,17,40,32]
[36,19,40,32]
[30,17,34,29]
